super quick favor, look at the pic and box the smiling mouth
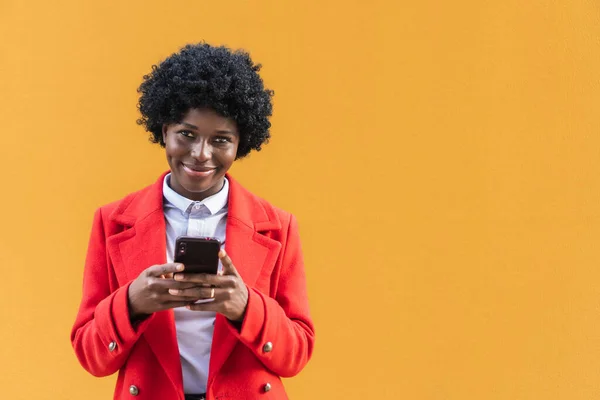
[183,164,216,172]
[182,163,217,177]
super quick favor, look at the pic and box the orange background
[1,1,600,399]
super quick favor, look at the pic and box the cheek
[224,149,238,166]
[228,143,240,162]
[165,139,186,158]
[164,147,176,162]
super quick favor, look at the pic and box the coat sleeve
[226,214,315,377]
[70,208,155,377]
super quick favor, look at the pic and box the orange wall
[1,1,600,399]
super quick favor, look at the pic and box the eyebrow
[179,122,234,135]
[181,122,199,130]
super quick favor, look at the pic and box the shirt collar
[163,173,229,215]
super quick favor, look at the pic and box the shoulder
[258,194,295,228]
[98,182,157,215]
[227,175,296,230]
[94,173,166,226]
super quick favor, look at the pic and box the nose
[190,139,211,162]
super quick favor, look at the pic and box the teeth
[186,165,213,172]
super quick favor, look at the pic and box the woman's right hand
[127,263,198,320]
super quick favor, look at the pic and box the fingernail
[219,249,226,257]
[176,264,184,271]
[174,274,183,280]
[168,289,179,295]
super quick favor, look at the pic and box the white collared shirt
[162,173,229,394]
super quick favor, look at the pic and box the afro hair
[136,43,274,159]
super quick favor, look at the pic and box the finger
[173,272,236,287]
[160,280,203,291]
[219,250,240,277]
[146,277,201,292]
[146,263,184,277]
[168,286,231,300]
[161,300,196,310]
[186,300,222,312]
[168,286,213,299]
[155,290,213,304]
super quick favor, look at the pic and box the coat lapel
[208,175,282,388]
[105,173,184,393]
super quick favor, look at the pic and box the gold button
[129,385,139,396]
[262,342,273,353]
[108,341,117,352]
[264,383,272,392]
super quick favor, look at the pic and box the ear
[162,124,169,144]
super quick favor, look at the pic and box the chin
[180,174,223,192]
[181,179,216,193]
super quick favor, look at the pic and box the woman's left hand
[169,249,249,322]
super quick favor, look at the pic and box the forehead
[178,108,238,133]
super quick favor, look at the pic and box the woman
[71,43,315,400]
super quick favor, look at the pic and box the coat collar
[109,171,281,232]
[106,171,282,396]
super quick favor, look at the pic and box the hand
[169,250,249,322]
[127,263,203,320]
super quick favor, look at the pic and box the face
[162,108,240,201]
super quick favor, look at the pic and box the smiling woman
[70,43,315,400]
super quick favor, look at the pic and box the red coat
[71,173,315,399]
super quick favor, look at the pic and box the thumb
[219,249,240,277]
[147,262,185,277]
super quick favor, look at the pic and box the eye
[213,136,232,144]
[178,130,195,138]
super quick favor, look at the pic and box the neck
[169,175,225,201]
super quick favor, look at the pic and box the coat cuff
[225,286,269,346]
[95,282,155,353]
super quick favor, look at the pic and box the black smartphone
[174,236,221,274]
